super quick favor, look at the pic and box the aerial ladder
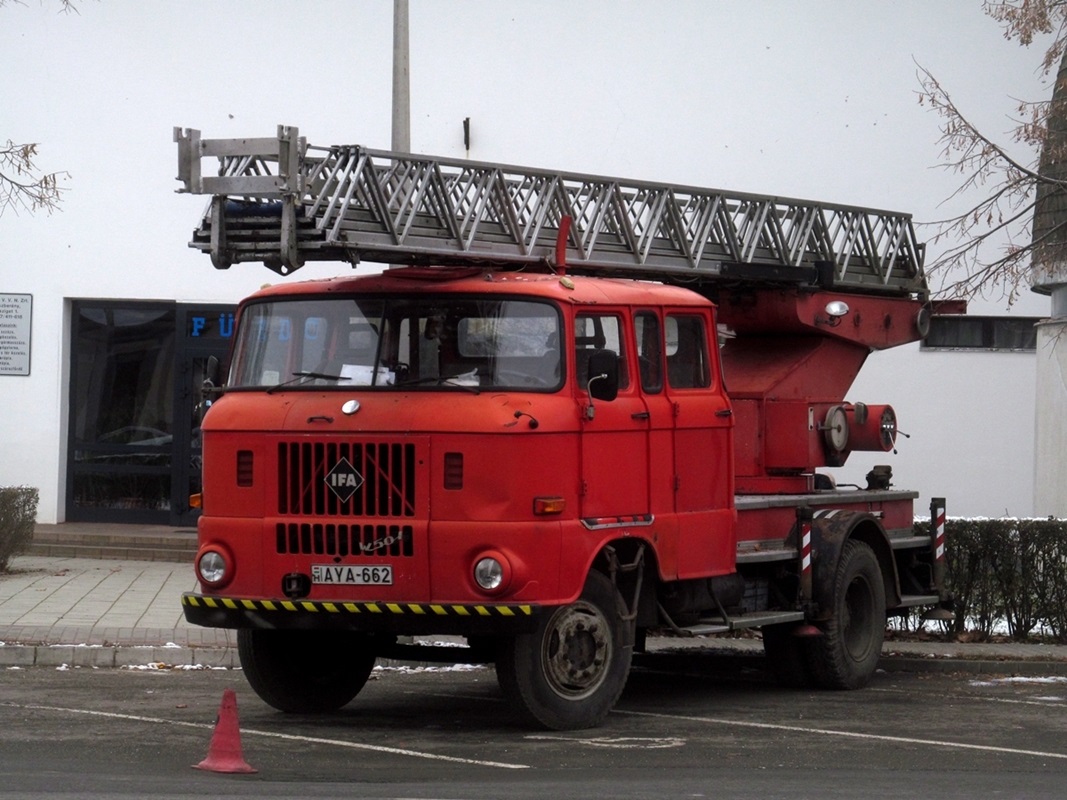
[174,125,927,293]
[174,125,941,493]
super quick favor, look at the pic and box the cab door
[633,309,676,533]
[574,311,651,522]
[662,309,735,578]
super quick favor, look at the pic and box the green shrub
[0,486,38,572]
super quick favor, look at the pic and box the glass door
[66,301,234,526]
[172,305,234,527]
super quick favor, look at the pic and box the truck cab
[196,268,734,612]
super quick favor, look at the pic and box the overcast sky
[0,0,1056,313]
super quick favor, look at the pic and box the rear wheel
[496,570,633,730]
[808,540,886,689]
[238,629,377,713]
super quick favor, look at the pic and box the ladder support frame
[174,126,929,297]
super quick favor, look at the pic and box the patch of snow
[374,663,487,675]
[121,662,229,671]
[971,676,1067,686]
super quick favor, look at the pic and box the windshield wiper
[266,371,344,394]
[394,374,481,394]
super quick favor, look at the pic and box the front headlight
[197,549,229,587]
[473,556,505,592]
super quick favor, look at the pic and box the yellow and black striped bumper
[181,592,541,635]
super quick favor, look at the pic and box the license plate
[311,564,393,586]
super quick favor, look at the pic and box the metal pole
[392,0,411,153]
[796,506,813,606]
[930,496,946,593]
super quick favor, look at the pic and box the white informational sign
[0,294,32,376]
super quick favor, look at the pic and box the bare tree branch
[917,1,1067,305]
[0,141,69,216]
[917,65,1048,303]
[984,0,1067,73]
[0,0,85,216]
[0,0,82,13]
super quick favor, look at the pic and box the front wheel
[238,629,377,713]
[808,540,887,689]
[496,570,633,730]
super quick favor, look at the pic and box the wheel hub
[542,601,612,698]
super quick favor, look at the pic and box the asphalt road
[2,652,1066,799]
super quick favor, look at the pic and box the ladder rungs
[176,126,928,297]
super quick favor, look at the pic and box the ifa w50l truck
[175,126,952,730]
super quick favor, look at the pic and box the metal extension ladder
[174,125,927,299]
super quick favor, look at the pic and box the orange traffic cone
[193,688,257,774]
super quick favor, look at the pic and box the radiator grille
[276,522,415,557]
[278,441,417,517]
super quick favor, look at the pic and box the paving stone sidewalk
[0,556,235,668]
[3,554,1067,674]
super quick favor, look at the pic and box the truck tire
[238,629,376,713]
[761,623,814,688]
[808,539,886,689]
[496,570,633,730]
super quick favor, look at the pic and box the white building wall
[0,1,1054,522]
[845,345,1036,519]
[1035,320,1067,517]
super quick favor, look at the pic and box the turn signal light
[189,493,203,509]
[533,496,566,515]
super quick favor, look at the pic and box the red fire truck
[175,126,952,730]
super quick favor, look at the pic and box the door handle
[631,411,650,420]
[715,408,733,418]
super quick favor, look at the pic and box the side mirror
[586,349,619,402]
[204,355,220,387]
[200,355,223,415]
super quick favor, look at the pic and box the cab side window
[575,313,629,390]
[666,314,710,389]
[634,312,663,393]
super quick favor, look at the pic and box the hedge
[913,517,1067,643]
[0,486,38,572]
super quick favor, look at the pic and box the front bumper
[182,592,543,635]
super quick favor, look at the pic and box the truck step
[681,610,806,636]
[895,594,941,609]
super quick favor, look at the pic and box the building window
[69,302,176,521]
[922,316,1040,352]
[67,301,235,525]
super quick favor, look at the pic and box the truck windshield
[228,296,563,392]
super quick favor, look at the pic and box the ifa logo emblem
[325,457,364,502]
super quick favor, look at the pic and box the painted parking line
[616,709,1067,761]
[526,734,685,749]
[871,684,1067,709]
[3,701,530,770]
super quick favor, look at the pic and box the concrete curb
[878,656,1067,677]
[6,641,1067,677]
[0,643,236,669]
